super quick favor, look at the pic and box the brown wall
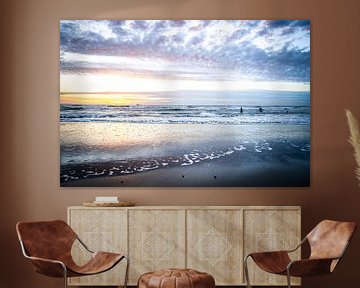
[1,0,360,287]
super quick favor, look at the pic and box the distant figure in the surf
[240,107,243,114]
[259,107,263,113]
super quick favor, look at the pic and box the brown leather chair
[244,220,356,288]
[16,220,129,288]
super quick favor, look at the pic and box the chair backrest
[16,220,77,261]
[307,220,356,261]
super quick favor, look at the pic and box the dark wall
[1,0,360,287]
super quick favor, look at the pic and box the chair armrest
[19,240,67,277]
[286,237,307,253]
[76,236,94,253]
[245,237,306,259]
[287,258,336,277]
[248,250,289,256]
[26,255,65,265]
[25,255,67,278]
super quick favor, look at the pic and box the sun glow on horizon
[60,72,310,106]
[60,93,168,106]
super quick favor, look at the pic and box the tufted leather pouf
[138,268,215,288]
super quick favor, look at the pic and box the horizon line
[60,103,310,106]
[60,90,310,94]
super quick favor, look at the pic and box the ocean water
[60,104,310,185]
[60,104,310,125]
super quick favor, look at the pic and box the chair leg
[123,255,130,288]
[286,269,291,288]
[62,264,68,288]
[244,255,252,288]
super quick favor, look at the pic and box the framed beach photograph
[60,20,310,187]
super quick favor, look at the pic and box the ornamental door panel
[243,209,301,286]
[187,209,243,285]
[128,209,186,284]
[68,208,127,286]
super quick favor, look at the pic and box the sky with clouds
[60,20,310,105]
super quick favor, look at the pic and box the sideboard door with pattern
[68,208,128,286]
[187,209,243,285]
[243,208,301,286]
[128,209,186,284]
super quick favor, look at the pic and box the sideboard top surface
[68,205,301,210]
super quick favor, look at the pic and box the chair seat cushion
[138,268,215,288]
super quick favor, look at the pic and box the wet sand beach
[61,130,310,187]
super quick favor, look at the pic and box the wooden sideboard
[67,206,301,286]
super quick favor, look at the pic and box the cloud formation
[60,20,310,84]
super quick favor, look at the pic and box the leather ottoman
[138,268,215,288]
